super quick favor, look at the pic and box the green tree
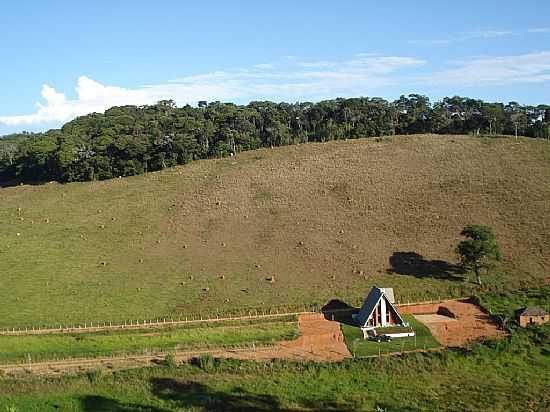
[455,225,501,286]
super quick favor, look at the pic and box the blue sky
[1,0,549,134]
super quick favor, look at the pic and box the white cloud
[0,78,152,127]
[410,29,515,46]
[0,55,425,127]
[528,28,550,33]
[423,51,550,86]
[470,30,514,39]
[408,39,453,46]
[252,63,275,70]
[3,50,550,130]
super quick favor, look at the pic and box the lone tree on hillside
[455,225,501,286]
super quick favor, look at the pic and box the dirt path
[245,313,350,362]
[0,314,350,376]
[0,301,505,376]
[400,299,505,346]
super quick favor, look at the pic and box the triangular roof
[520,306,548,317]
[380,287,395,303]
[355,286,404,327]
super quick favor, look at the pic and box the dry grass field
[1,134,549,327]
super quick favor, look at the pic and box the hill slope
[1,135,549,327]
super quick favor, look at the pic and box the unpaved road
[0,314,350,376]
[0,301,504,376]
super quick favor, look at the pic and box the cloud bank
[426,51,550,86]
[2,50,550,129]
[0,55,424,127]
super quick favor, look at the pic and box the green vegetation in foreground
[0,318,297,364]
[477,285,550,327]
[341,314,440,357]
[0,326,548,411]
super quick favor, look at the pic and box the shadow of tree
[387,252,464,281]
[373,403,422,412]
[80,395,169,412]
[0,178,49,188]
[321,299,358,326]
[150,377,355,412]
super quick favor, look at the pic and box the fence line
[0,341,280,368]
[0,294,471,337]
[0,307,318,337]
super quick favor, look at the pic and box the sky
[1,0,549,135]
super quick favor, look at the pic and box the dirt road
[0,314,350,376]
[0,300,505,376]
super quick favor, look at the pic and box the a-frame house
[354,286,406,329]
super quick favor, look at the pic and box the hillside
[1,134,549,327]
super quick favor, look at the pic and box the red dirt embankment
[0,314,350,376]
[401,299,505,346]
[264,313,350,361]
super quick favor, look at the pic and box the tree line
[1,95,549,183]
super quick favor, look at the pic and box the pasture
[0,324,548,411]
[1,135,549,327]
[0,317,298,364]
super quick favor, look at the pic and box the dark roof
[355,286,404,327]
[355,287,383,326]
[520,306,548,317]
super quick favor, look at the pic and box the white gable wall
[380,298,387,327]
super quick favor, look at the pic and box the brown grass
[1,134,549,327]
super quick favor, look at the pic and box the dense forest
[1,95,549,183]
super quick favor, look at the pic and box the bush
[86,368,105,384]
[193,353,216,372]
[164,353,177,369]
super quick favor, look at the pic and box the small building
[519,307,549,327]
[353,286,414,339]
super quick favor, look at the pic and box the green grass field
[0,325,548,411]
[0,289,548,411]
[1,135,549,328]
[341,314,441,357]
[478,285,550,326]
[0,318,298,364]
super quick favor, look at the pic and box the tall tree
[455,225,501,286]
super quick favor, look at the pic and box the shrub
[86,367,105,384]
[194,353,216,372]
[164,353,177,369]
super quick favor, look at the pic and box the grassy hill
[1,134,549,328]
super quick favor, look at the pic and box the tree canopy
[456,225,502,286]
[1,95,549,183]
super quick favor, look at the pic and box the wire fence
[0,341,279,368]
[0,290,474,337]
[0,305,319,337]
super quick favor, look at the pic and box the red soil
[400,299,505,346]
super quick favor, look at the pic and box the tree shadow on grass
[373,403,422,412]
[151,378,281,412]
[387,252,465,281]
[150,377,355,412]
[80,395,169,412]
[0,177,51,188]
